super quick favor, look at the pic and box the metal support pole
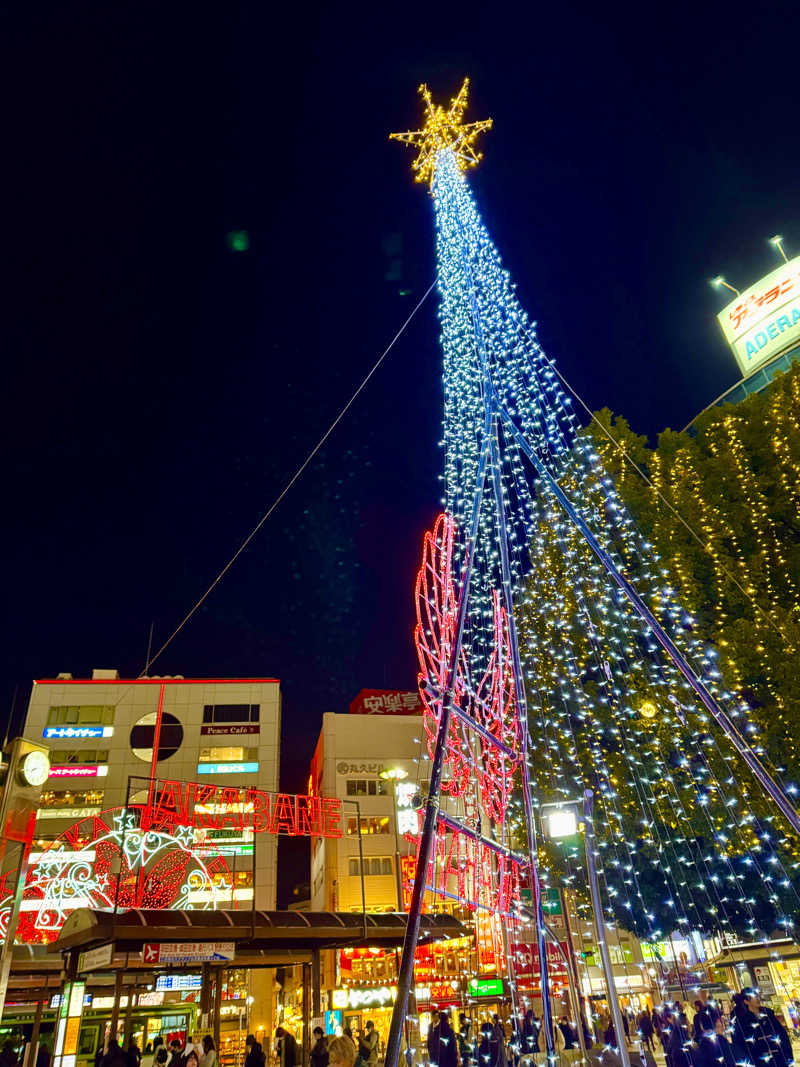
[583,791,630,1067]
[25,997,44,1067]
[390,785,403,912]
[559,890,589,1063]
[312,949,321,1023]
[342,800,367,942]
[213,969,223,1053]
[201,963,212,1017]
[124,977,135,1044]
[384,427,493,1067]
[302,963,311,1066]
[486,418,556,1061]
[110,969,124,1042]
[495,400,800,838]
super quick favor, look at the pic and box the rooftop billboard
[718,255,800,376]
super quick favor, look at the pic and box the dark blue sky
[3,3,799,898]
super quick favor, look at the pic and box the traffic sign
[143,942,235,964]
[78,942,113,973]
[143,944,161,964]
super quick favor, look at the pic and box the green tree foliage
[586,363,800,781]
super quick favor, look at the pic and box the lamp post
[711,276,740,296]
[539,803,589,1065]
[380,767,409,912]
[540,797,631,1067]
[770,235,789,263]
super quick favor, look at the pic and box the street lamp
[380,767,409,911]
[541,796,631,1067]
[769,235,789,263]
[711,276,740,297]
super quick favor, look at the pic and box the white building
[23,669,281,912]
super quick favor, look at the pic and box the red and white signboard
[349,689,422,715]
[143,944,161,964]
[49,765,109,778]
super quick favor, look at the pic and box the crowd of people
[0,989,794,1067]
[638,990,794,1067]
[92,1033,219,1067]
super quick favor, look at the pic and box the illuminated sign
[349,689,422,715]
[37,807,101,820]
[49,765,109,778]
[717,255,800,375]
[197,762,259,775]
[43,726,113,740]
[201,725,259,736]
[332,986,397,1009]
[146,779,342,838]
[468,977,504,998]
[156,974,202,991]
[395,780,418,837]
[325,1010,342,1034]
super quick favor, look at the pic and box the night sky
[4,4,799,900]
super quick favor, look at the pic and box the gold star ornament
[390,78,492,188]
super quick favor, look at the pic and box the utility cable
[141,279,438,676]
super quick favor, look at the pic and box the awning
[50,908,470,970]
[707,939,800,969]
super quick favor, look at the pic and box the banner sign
[349,689,423,715]
[142,778,342,838]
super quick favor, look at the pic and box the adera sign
[717,255,800,376]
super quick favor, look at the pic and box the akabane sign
[717,255,800,376]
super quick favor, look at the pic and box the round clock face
[20,750,50,787]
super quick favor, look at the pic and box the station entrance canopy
[52,907,469,969]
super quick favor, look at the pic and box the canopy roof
[51,908,469,969]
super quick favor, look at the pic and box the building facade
[21,671,281,929]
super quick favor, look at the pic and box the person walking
[638,1009,655,1053]
[731,989,793,1067]
[457,1015,474,1067]
[101,1041,127,1067]
[521,1010,539,1057]
[310,1030,328,1067]
[199,1037,216,1067]
[696,1017,736,1067]
[275,1029,299,1067]
[328,1038,355,1067]
[244,1036,266,1067]
[357,1023,378,1067]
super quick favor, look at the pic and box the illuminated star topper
[390,78,492,187]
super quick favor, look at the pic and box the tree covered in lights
[391,78,799,990]
[520,380,800,941]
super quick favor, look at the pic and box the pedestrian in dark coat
[696,1018,736,1067]
[522,1011,539,1056]
[731,990,793,1067]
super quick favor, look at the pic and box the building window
[47,706,115,726]
[348,857,393,876]
[38,789,105,809]
[345,779,388,796]
[198,747,258,763]
[47,749,109,764]
[130,712,183,762]
[346,816,391,836]
[202,704,260,724]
